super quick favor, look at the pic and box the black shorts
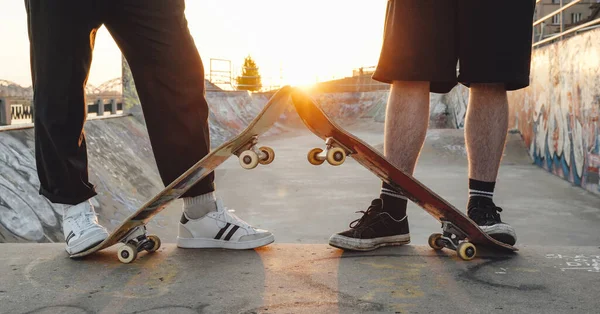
[372,0,536,93]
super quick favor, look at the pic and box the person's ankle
[183,192,217,219]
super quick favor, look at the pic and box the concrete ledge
[0,113,131,132]
[1,243,598,313]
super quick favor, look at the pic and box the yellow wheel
[258,146,275,165]
[147,235,161,253]
[307,148,325,165]
[326,147,346,166]
[239,150,259,169]
[428,233,444,250]
[118,243,138,264]
[457,242,476,261]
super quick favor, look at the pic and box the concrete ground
[2,125,600,313]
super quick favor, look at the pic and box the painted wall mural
[508,28,600,195]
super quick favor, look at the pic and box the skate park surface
[1,91,600,313]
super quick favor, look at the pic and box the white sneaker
[177,199,274,249]
[62,199,109,255]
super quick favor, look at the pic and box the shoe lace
[470,205,503,223]
[73,211,98,231]
[216,202,252,229]
[349,203,381,229]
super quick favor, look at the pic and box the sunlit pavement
[2,127,599,313]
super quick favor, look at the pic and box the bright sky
[0,1,388,88]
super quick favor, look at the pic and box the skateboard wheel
[428,233,444,250]
[307,148,325,165]
[326,147,346,166]
[118,243,138,264]
[239,150,259,169]
[457,242,476,261]
[258,146,275,165]
[147,235,161,253]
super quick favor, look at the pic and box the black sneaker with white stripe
[177,199,274,249]
[467,201,517,246]
[329,198,410,251]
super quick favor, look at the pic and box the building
[534,0,600,41]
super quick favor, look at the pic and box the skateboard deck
[290,88,516,260]
[71,85,293,263]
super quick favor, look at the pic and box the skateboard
[290,88,516,261]
[70,85,293,263]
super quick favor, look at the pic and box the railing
[533,0,600,47]
[0,97,124,127]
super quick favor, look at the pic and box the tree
[236,55,262,91]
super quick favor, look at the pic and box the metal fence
[0,97,124,127]
[533,0,600,47]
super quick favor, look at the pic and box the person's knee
[470,83,506,95]
[469,83,508,109]
[391,80,429,91]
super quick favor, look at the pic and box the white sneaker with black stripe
[62,199,109,255]
[177,199,274,249]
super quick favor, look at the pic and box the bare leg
[328,81,430,251]
[465,83,508,182]
[464,83,516,245]
[379,81,430,219]
[384,81,431,174]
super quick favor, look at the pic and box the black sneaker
[468,204,517,246]
[329,199,410,251]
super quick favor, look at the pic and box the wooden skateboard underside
[71,85,293,259]
[290,88,516,253]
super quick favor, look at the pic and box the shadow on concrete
[12,245,268,314]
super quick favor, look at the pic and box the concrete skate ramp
[205,90,301,148]
[204,89,399,147]
[0,89,561,244]
[0,89,300,243]
[0,118,167,243]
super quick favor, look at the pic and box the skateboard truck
[428,221,477,261]
[236,135,275,169]
[116,226,161,263]
[307,137,350,166]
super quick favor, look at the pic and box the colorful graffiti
[508,28,600,195]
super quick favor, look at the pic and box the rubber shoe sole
[328,234,410,251]
[177,234,274,249]
[66,230,108,255]
[479,223,517,246]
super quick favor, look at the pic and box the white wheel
[258,146,275,165]
[428,233,444,250]
[326,147,346,166]
[457,242,476,261]
[239,150,259,169]
[147,235,161,253]
[118,243,138,263]
[307,148,325,165]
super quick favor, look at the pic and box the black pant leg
[103,0,214,197]
[25,0,103,204]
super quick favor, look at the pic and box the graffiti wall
[509,28,600,195]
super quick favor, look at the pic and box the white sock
[61,199,92,217]
[183,192,217,219]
